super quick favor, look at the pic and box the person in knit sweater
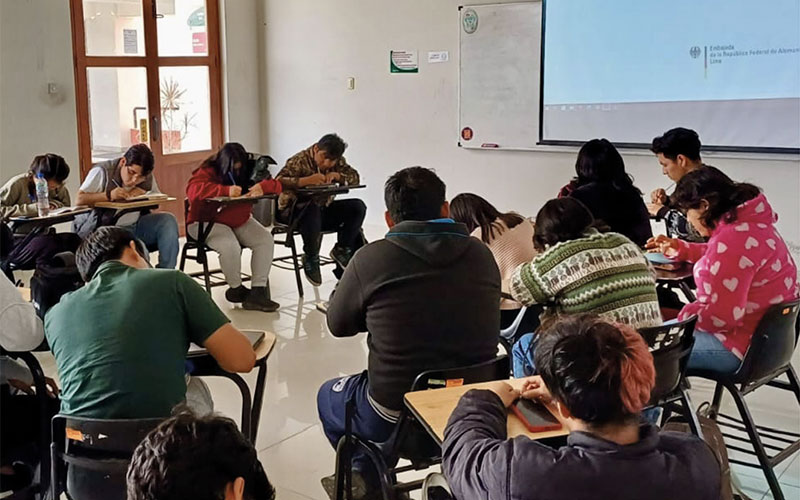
[510,197,661,377]
[186,143,284,312]
[450,193,540,336]
[648,167,798,374]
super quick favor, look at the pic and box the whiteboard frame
[458,1,542,151]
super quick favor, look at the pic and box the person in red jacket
[186,143,283,312]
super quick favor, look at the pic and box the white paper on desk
[126,193,169,202]
[427,51,449,63]
[49,206,84,215]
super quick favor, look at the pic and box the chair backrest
[734,299,800,385]
[51,414,163,500]
[411,355,511,392]
[500,306,528,341]
[638,316,697,405]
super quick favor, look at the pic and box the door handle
[150,116,160,143]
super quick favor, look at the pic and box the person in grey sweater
[443,314,721,500]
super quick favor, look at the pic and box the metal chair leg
[708,382,724,419]
[680,388,704,440]
[724,382,785,500]
[200,247,212,293]
[288,232,304,298]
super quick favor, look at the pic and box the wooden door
[69,0,224,232]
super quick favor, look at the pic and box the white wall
[0,0,262,195]
[261,0,800,244]
[0,0,81,195]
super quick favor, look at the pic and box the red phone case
[510,402,563,432]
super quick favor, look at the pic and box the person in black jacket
[318,166,501,499]
[559,138,652,247]
[443,314,721,500]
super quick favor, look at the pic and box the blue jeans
[687,330,743,374]
[512,332,539,378]
[122,212,179,269]
[317,372,397,484]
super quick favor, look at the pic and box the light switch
[347,77,355,90]
[48,83,58,94]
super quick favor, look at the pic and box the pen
[228,171,237,186]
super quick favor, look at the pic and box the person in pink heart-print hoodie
[648,167,798,374]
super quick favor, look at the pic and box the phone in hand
[511,398,562,432]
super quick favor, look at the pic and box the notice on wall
[123,29,138,54]
[390,50,419,73]
[428,51,449,63]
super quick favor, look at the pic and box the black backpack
[30,253,83,320]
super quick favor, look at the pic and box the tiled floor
[33,224,800,500]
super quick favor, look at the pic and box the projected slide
[541,0,800,150]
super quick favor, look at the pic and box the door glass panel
[157,0,208,56]
[83,0,145,57]
[159,66,212,154]
[86,67,149,163]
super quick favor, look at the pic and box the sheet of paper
[428,51,449,63]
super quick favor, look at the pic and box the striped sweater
[510,230,662,329]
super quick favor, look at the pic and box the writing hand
[651,188,667,205]
[246,183,264,198]
[519,375,552,403]
[110,187,131,201]
[229,185,243,198]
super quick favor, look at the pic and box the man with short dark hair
[74,143,179,268]
[276,134,366,285]
[648,128,707,242]
[45,226,257,419]
[317,166,501,498]
[127,412,275,500]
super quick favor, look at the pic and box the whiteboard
[458,2,542,150]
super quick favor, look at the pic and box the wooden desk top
[9,207,91,225]
[207,194,277,204]
[296,184,366,196]
[95,197,177,210]
[188,331,276,363]
[654,262,693,282]
[404,378,568,444]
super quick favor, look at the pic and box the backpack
[30,253,83,320]
[663,404,752,500]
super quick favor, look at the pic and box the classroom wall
[0,0,263,196]
[260,0,800,244]
[0,0,82,195]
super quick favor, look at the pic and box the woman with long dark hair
[186,142,284,312]
[559,139,652,246]
[450,193,537,332]
[648,167,798,373]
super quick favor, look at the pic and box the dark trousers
[317,372,397,483]
[6,232,81,270]
[279,199,367,257]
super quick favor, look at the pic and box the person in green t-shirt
[45,226,257,419]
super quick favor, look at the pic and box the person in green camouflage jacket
[276,134,366,286]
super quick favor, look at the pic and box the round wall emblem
[463,9,479,34]
[461,127,474,141]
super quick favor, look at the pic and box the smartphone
[511,399,562,432]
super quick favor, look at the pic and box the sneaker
[320,471,380,500]
[225,285,250,303]
[302,254,322,286]
[329,244,354,269]
[243,286,280,312]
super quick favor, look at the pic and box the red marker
[481,143,499,148]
